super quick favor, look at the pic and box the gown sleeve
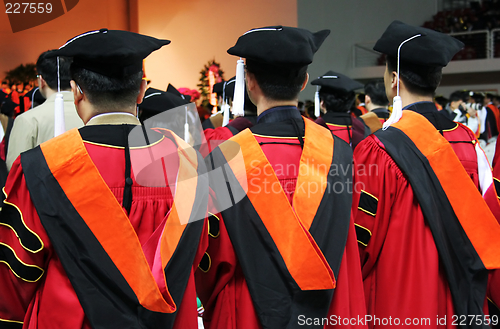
[0,157,52,326]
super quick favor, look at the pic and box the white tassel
[222,101,230,126]
[222,80,230,126]
[383,96,402,129]
[0,122,5,142]
[232,58,245,117]
[54,56,65,137]
[314,85,320,117]
[382,34,421,130]
[54,93,65,137]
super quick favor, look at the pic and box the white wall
[297,0,440,101]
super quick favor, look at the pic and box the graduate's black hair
[364,80,389,106]
[70,64,143,112]
[386,55,442,97]
[449,91,466,103]
[319,87,356,113]
[36,50,72,91]
[245,59,307,101]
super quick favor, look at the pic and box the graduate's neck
[78,101,137,124]
[399,86,433,109]
[257,98,298,116]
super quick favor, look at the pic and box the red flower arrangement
[177,88,201,102]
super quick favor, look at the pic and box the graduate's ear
[365,94,372,105]
[390,71,398,90]
[300,73,309,92]
[70,80,83,105]
[245,71,257,92]
[136,79,148,105]
[38,75,47,90]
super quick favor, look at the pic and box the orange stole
[392,111,500,269]
[39,128,201,312]
[219,119,336,291]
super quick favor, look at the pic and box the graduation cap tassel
[54,56,66,137]
[232,58,245,117]
[31,87,39,109]
[314,85,320,118]
[0,122,4,142]
[222,101,230,127]
[383,34,421,130]
[222,81,230,126]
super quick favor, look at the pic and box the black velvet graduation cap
[311,71,363,93]
[227,26,330,67]
[212,81,223,96]
[139,87,188,114]
[50,29,171,78]
[166,84,191,102]
[212,77,236,101]
[373,20,464,67]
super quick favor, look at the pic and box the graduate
[362,80,390,124]
[138,87,189,123]
[0,29,208,328]
[196,25,366,329]
[311,71,369,148]
[353,20,500,328]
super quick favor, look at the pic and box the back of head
[319,87,355,113]
[449,90,465,102]
[386,56,442,97]
[245,59,308,101]
[71,65,143,112]
[36,50,72,91]
[364,80,389,106]
[472,92,485,105]
[485,93,495,103]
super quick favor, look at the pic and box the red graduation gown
[354,105,500,328]
[197,107,366,329]
[0,122,208,328]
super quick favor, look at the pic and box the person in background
[312,70,369,149]
[363,79,390,126]
[442,90,466,120]
[354,80,391,133]
[138,87,189,123]
[0,81,10,94]
[0,93,15,188]
[6,50,83,170]
[483,93,500,141]
[353,93,367,116]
